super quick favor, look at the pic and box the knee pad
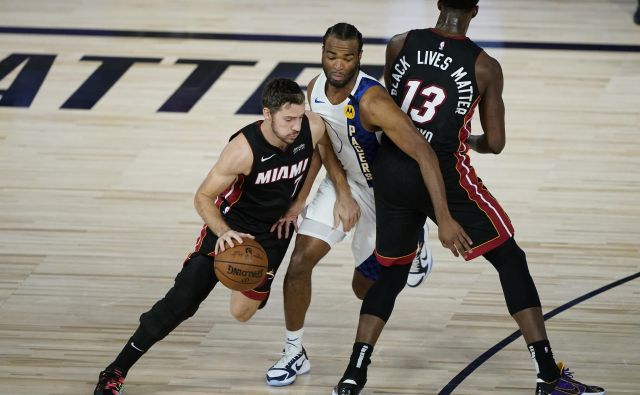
[484,238,541,315]
[360,264,410,322]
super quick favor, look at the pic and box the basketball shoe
[407,222,433,288]
[266,346,310,386]
[94,367,125,395]
[536,362,605,394]
[332,378,364,395]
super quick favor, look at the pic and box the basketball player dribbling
[331,2,606,395]
[93,78,329,395]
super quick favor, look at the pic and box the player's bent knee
[287,235,330,274]
[352,270,374,300]
[484,238,541,315]
[229,291,261,322]
[360,264,410,322]
[229,301,258,322]
[287,250,315,278]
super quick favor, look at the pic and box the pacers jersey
[215,117,313,234]
[387,28,483,153]
[309,70,382,188]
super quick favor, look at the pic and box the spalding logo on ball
[214,239,269,291]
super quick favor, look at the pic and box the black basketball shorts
[373,144,514,265]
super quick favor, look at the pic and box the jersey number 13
[399,80,447,124]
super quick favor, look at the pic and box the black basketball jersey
[387,28,483,153]
[214,116,314,234]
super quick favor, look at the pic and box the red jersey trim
[242,288,269,301]
[454,96,514,261]
[214,175,245,209]
[374,248,416,267]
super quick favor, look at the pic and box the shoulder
[307,75,320,92]
[306,75,321,102]
[386,31,410,62]
[305,110,326,143]
[476,51,503,78]
[476,51,503,93]
[358,85,400,130]
[360,84,393,108]
[388,31,410,48]
[218,128,253,174]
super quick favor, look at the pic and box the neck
[325,73,358,104]
[435,12,469,36]
[260,121,287,150]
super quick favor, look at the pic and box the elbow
[193,192,201,211]
[194,190,207,213]
[487,139,505,154]
[488,144,504,155]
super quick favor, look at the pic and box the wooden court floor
[0,1,639,394]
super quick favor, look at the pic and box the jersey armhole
[237,129,255,177]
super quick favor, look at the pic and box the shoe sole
[265,359,310,387]
[331,385,362,395]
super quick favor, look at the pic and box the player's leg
[351,258,376,299]
[635,0,640,24]
[483,239,605,395]
[267,179,346,386]
[229,234,291,322]
[333,185,426,395]
[265,234,330,386]
[441,159,604,394]
[349,183,378,299]
[94,252,219,395]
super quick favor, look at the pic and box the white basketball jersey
[309,71,382,188]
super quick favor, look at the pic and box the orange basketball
[214,238,269,291]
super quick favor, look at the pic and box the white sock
[285,328,304,353]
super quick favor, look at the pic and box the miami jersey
[309,70,382,187]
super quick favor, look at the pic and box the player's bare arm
[307,77,360,231]
[194,134,255,253]
[384,32,409,89]
[317,131,361,231]
[360,86,473,257]
[468,52,505,154]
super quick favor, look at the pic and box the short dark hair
[262,78,305,114]
[441,0,479,11]
[322,22,363,52]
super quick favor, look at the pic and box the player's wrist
[213,224,232,238]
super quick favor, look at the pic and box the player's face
[268,103,306,145]
[322,36,362,88]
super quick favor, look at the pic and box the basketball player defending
[265,23,470,387]
[93,78,330,395]
[331,2,606,395]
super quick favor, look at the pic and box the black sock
[107,326,151,376]
[528,340,560,383]
[341,342,373,387]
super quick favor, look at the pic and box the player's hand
[270,201,304,239]
[215,230,254,254]
[437,216,473,258]
[333,195,361,232]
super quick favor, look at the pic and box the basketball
[214,238,269,291]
